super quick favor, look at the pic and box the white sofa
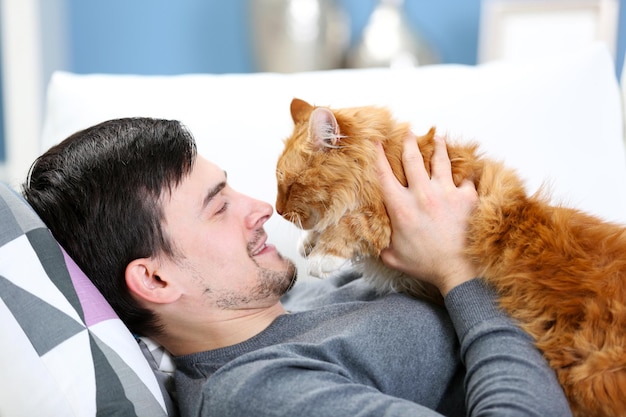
[40,43,626,277]
[1,43,625,416]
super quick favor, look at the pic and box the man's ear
[125,258,180,304]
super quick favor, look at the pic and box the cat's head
[276,98,404,231]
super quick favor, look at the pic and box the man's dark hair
[23,117,197,336]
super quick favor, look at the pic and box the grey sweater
[174,275,572,417]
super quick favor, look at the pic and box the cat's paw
[307,254,351,279]
[298,230,320,257]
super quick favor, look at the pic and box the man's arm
[446,278,572,416]
[375,134,573,416]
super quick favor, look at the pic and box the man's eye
[215,202,228,215]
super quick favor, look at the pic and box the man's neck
[155,302,287,356]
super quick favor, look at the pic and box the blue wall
[69,0,624,76]
[63,0,492,74]
[2,0,625,163]
[68,1,254,74]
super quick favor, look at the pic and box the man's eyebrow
[202,171,227,209]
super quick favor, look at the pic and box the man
[23,117,572,416]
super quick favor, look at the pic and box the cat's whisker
[294,214,303,230]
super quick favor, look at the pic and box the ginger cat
[275,97,626,417]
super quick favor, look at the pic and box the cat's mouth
[281,211,318,230]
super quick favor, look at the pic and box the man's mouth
[249,231,270,257]
[251,242,268,256]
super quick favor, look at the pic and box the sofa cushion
[0,183,176,416]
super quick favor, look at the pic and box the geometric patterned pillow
[0,182,177,416]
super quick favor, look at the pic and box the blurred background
[0,0,624,183]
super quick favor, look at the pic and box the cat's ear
[308,107,342,149]
[291,98,314,123]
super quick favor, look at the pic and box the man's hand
[375,133,479,297]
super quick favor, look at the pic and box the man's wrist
[439,264,478,297]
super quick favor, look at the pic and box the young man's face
[157,155,297,312]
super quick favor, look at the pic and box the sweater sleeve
[444,279,573,417]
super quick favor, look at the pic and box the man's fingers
[399,132,430,188]
[458,178,479,204]
[430,135,454,183]
[374,142,396,191]
[374,141,405,209]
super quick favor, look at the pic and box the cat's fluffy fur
[275,97,626,417]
